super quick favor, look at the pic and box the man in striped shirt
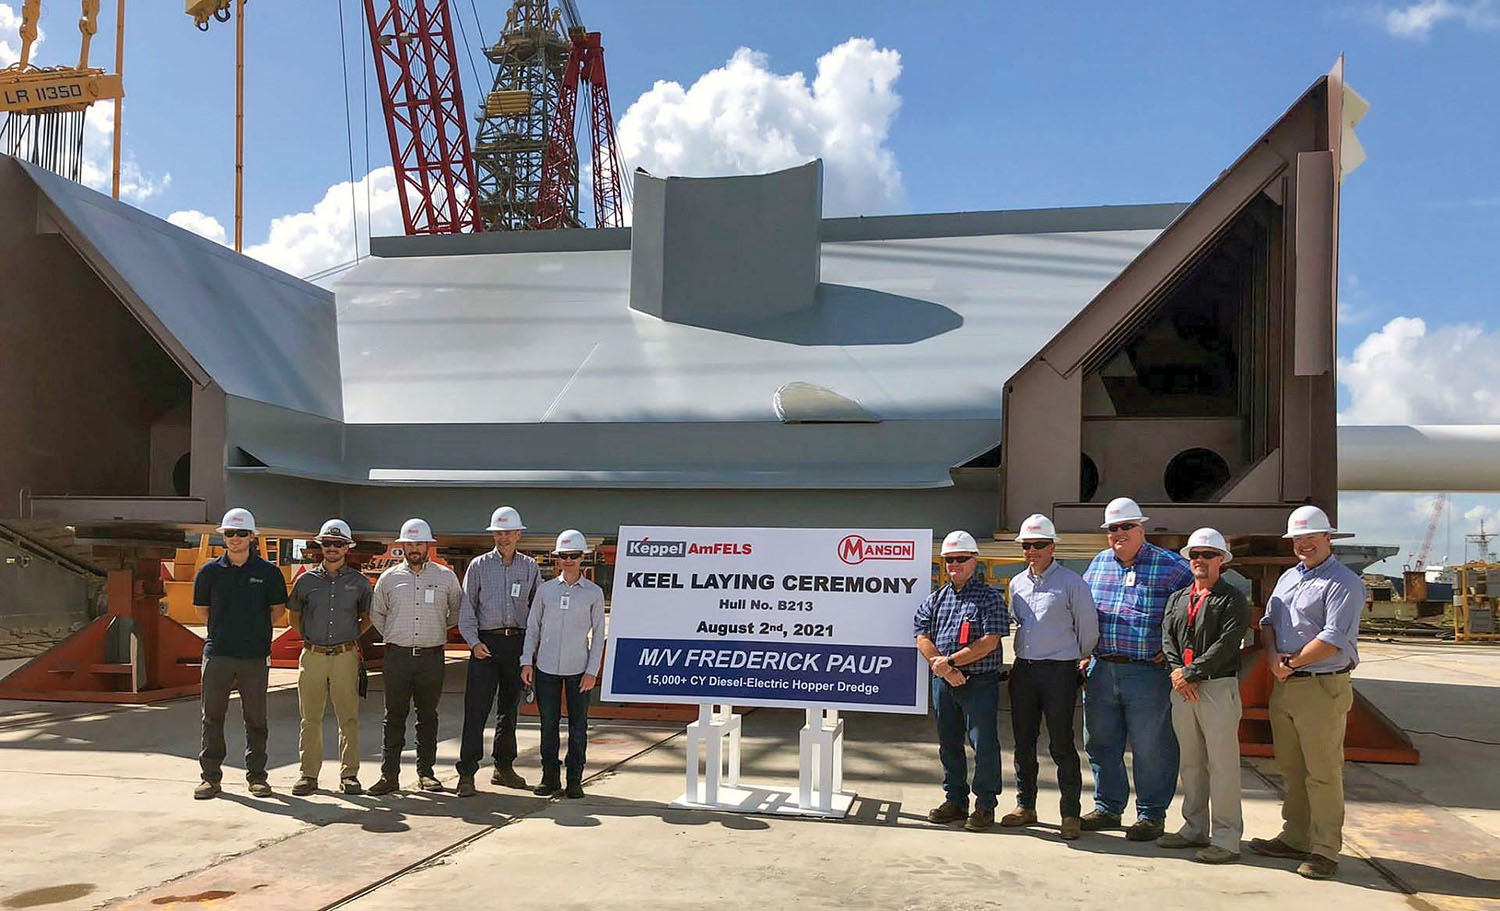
[1079,497,1193,841]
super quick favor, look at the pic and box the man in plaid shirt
[1079,497,1193,841]
[914,530,1011,831]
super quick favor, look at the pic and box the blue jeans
[1082,659,1179,820]
[932,672,1002,811]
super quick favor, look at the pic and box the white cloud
[1338,316,1500,423]
[0,1,39,67]
[167,209,228,245]
[617,37,903,217]
[245,166,401,278]
[1337,490,1500,571]
[1380,0,1500,38]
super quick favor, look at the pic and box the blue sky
[5,0,1498,567]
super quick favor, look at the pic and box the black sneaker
[564,781,585,799]
[927,800,968,824]
[534,781,561,797]
[1079,809,1121,831]
[1249,836,1311,860]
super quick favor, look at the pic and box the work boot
[964,808,995,831]
[367,777,400,796]
[418,774,443,792]
[1158,831,1210,849]
[1297,855,1339,879]
[291,777,318,796]
[1079,809,1121,831]
[1059,817,1082,841]
[456,776,477,798]
[926,800,968,824]
[339,778,363,795]
[1125,818,1164,841]
[193,780,220,800]
[564,780,585,799]
[247,780,273,798]
[1000,806,1037,828]
[534,780,561,797]
[491,765,527,789]
[1248,836,1311,860]
[1195,845,1241,865]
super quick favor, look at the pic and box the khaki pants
[1268,673,1353,860]
[1170,676,1243,851]
[297,647,360,781]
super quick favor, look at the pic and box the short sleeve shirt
[288,565,371,646]
[193,554,288,658]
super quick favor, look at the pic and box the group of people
[191,506,606,805]
[915,498,1363,881]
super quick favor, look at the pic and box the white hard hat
[1101,497,1150,529]
[1014,514,1058,542]
[553,529,591,554]
[317,518,353,541]
[486,506,526,532]
[396,517,437,543]
[940,530,980,556]
[1180,527,1233,564]
[1283,505,1344,539]
[217,507,256,534]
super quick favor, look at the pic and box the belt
[390,645,444,656]
[1096,654,1163,665]
[1015,657,1080,665]
[303,641,358,656]
[1290,666,1352,678]
[480,627,526,637]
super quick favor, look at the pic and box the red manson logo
[837,535,915,565]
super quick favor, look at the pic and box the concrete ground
[0,640,1496,911]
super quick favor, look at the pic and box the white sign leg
[799,708,847,813]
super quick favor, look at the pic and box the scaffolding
[1453,561,1500,642]
[473,0,579,230]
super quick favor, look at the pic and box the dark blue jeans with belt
[534,669,590,786]
[932,671,1002,811]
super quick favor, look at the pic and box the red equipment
[532,26,625,230]
[363,0,482,235]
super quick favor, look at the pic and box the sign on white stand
[672,703,855,819]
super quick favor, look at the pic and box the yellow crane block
[485,89,533,117]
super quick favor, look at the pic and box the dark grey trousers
[381,648,445,779]
[200,654,270,783]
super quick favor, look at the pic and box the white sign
[603,526,932,714]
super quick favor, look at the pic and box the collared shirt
[1162,578,1249,682]
[1262,556,1363,673]
[912,576,1011,675]
[522,575,606,677]
[372,561,463,648]
[288,564,371,646]
[1083,541,1194,660]
[458,548,540,646]
[1009,560,1099,661]
[193,553,288,658]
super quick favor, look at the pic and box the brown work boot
[1125,818,1164,842]
[193,779,220,800]
[964,808,995,831]
[1158,831,1209,849]
[1248,836,1310,860]
[1297,855,1338,879]
[291,777,317,796]
[456,776,477,798]
[1000,806,1037,828]
[1195,845,1241,865]
[1059,816,1082,841]
[417,775,443,792]
[339,777,363,795]
[247,780,273,797]
[491,765,527,789]
[1079,809,1121,831]
[367,777,400,796]
[926,800,968,824]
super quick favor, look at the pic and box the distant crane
[1411,493,1447,571]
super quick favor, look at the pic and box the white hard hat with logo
[1180,527,1233,564]
[1101,497,1150,529]
[486,506,526,532]
[317,518,353,541]
[553,529,591,554]
[940,530,980,556]
[1014,514,1058,542]
[1283,505,1348,539]
[217,507,257,534]
[396,518,437,543]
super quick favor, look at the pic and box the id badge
[424,588,435,604]
[560,593,571,610]
[510,581,522,599]
[1124,570,1136,588]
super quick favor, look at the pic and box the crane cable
[336,0,360,266]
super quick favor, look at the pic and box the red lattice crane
[364,0,481,234]
[1413,493,1448,571]
[532,25,626,229]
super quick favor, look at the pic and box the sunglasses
[555,552,583,560]
[1021,542,1054,551]
[318,540,349,548]
[1188,551,1223,561]
[943,555,974,564]
[223,529,252,538]
[1106,523,1139,534]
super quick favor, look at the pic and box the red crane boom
[532,26,625,230]
[364,0,481,235]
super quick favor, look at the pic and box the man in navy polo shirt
[192,508,288,799]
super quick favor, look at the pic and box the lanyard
[1184,588,1210,665]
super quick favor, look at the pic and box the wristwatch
[1280,655,1297,670]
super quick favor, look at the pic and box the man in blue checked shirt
[1079,497,1193,841]
[914,530,1011,832]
